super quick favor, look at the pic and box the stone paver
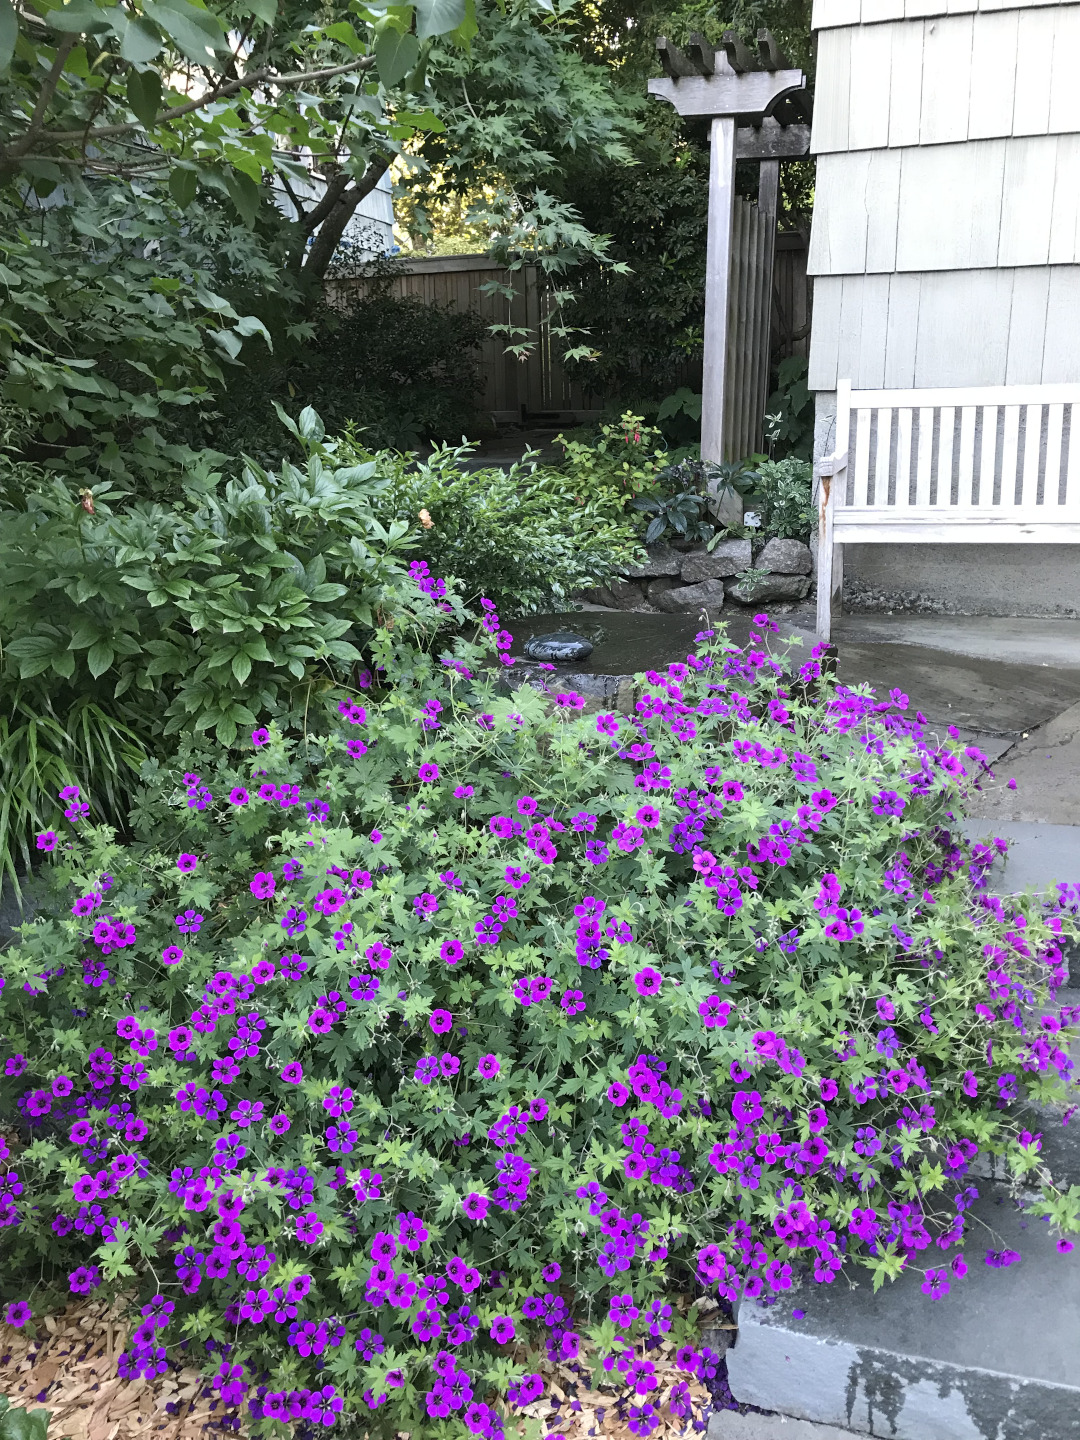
[726,1186,1080,1438]
[709,1412,862,1439]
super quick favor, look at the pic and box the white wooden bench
[815,379,1080,641]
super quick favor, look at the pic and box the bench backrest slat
[1067,407,1080,507]
[835,381,1080,514]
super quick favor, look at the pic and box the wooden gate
[723,195,775,461]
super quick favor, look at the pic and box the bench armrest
[815,450,848,479]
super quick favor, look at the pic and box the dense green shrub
[0,411,432,887]
[764,357,815,463]
[209,291,488,458]
[747,458,815,546]
[0,186,285,497]
[1,595,1077,1435]
[371,441,645,613]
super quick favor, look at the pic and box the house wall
[807,0,1080,612]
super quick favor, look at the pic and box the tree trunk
[302,157,392,279]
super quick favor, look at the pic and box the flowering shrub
[1,597,1078,1437]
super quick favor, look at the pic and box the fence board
[327,238,809,441]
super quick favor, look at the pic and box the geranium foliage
[1,587,1078,1436]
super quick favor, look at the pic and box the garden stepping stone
[710,1413,865,1438]
[522,630,594,662]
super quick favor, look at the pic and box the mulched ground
[0,1298,216,1440]
[1,1299,728,1440]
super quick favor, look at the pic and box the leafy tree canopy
[0,0,637,274]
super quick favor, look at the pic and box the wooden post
[701,115,736,465]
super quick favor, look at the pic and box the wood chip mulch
[0,1299,218,1440]
[1,1298,729,1440]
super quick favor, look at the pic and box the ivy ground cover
[1,592,1078,1437]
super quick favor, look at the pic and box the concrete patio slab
[833,642,1080,739]
[960,821,1080,895]
[965,702,1080,824]
[834,615,1080,670]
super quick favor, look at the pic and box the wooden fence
[326,232,809,444]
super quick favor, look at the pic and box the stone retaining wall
[585,538,814,613]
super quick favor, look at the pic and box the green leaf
[223,167,260,226]
[126,67,162,128]
[297,407,324,442]
[142,0,227,67]
[246,0,276,23]
[0,0,17,72]
[86,641,115,677]
[211,328,242,359]
[1,1409,51,1440]
[320,19,365,52]
[47,1,114,35]
[449,0,477,45]
[412,0,466,39]
[395,107,444,133]
[168,164,198,208]
[234,314,272,349]
[230,651,252,684]
[118,13,163,63]
[375,27,418,88]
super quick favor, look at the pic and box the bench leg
[832,543,844,621]
[816,476,834,643]
[815,464,846,644]
[816,535,833,642]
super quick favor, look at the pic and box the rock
[756,537,813,575]
[626,542,682,579]
[680,539,752,584]
[656,579,726,614]
[645,577,681,604]
[608,579,647,609]
[727,574,811,605]
[586,580,645,609]
[522,630,594,663]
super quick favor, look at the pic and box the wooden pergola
[649,33,809,467]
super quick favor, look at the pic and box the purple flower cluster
[10,593,1080,1437]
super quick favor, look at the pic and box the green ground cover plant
[0,410,654,888]
[1,584,1077,1436]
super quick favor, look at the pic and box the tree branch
[277,169,308,223]
[298,171,351,236]
[2,54,376,160]
[26,34,76,136]
[302,156,391,279]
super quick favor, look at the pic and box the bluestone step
[709,1413,862,1439]
[726,1186,1080,1438]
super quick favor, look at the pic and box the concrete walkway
[964,701,1080,824]
[832,614,1080,822]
